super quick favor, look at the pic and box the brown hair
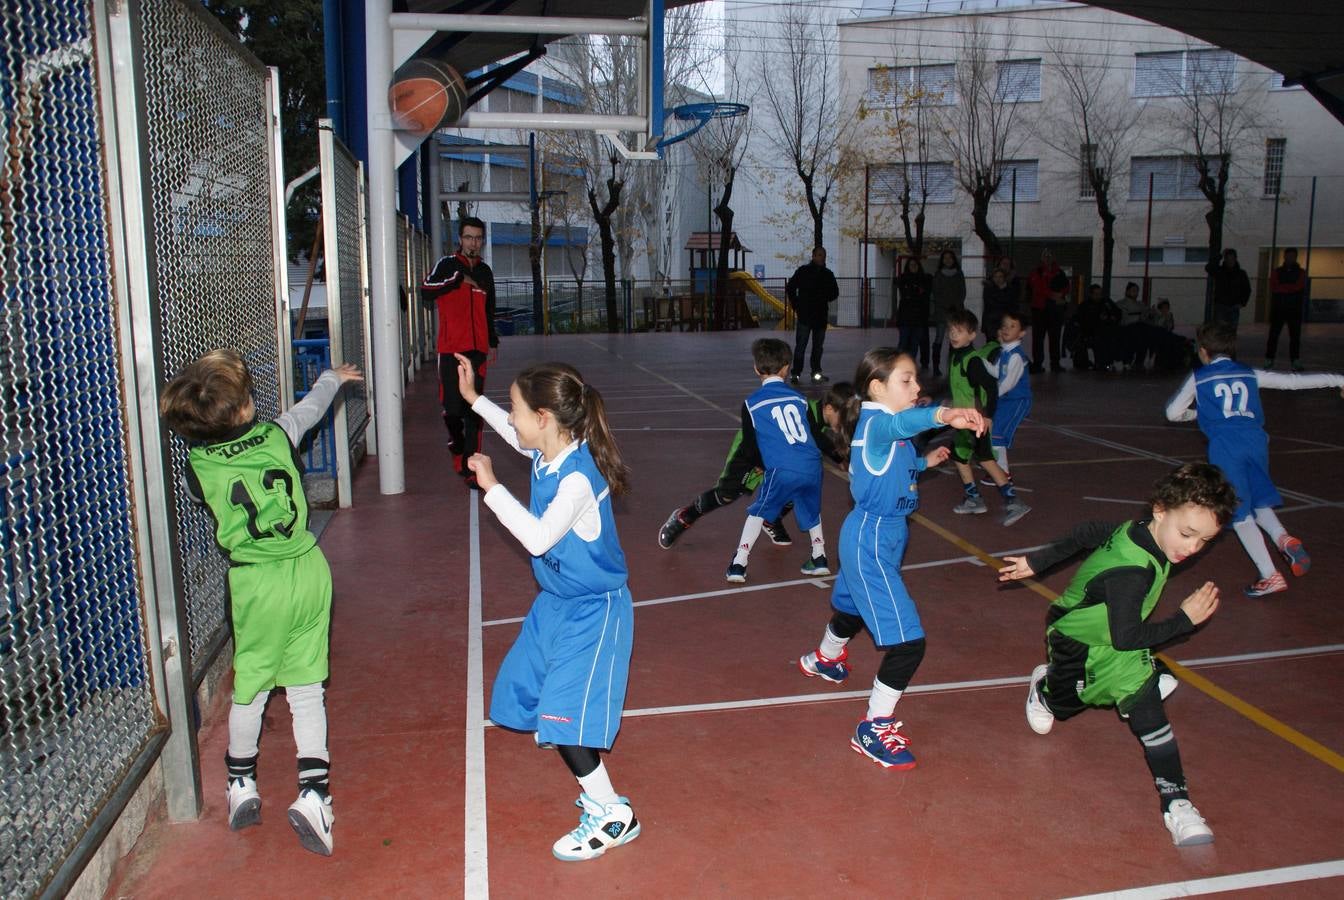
[834,347,912,453]
[1149,462,1238,526]
[1196,321,1237,360]
[159,348,254,442]
[514,362,629,496]
[751,338,792,376]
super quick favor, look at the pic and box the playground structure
[648,230,790,331]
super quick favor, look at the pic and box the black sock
[297,756,330,798]
[226,753,257,783]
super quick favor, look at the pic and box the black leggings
[558,744,601,778]
[827,611,927,691]
[1266,296,1303,362]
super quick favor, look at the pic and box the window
[491,88,536,113]
[992,160,1038,202]
[871,162,955,204]
[996,60,1041,102]
[866,63,955,107]
[1268,72,1303,91]
[1079,144,1097,199]
[1263,138,1286,196]
[1135,49,1236,97]
[489,163,529,193]
[1127,246,1208,265]
[1129,155,1221,200]
[441,157,482,192]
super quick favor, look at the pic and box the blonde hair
[159,348,254,442]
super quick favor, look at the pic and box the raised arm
[276,365,362,446]
[1253,370,1344,392]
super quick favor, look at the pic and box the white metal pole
[367,0,405,493]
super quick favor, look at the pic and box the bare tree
[754,4,846,251]
[691,107,751,329]
[1162,47,1264,297]
[1044,37,1145,297]
[937,19,1028,263]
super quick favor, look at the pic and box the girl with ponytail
[454,355,639,861]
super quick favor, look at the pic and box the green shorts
[228,548,333,704]
[952,427,994,465]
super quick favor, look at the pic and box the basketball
[389,58,467,136]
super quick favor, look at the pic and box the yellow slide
[729,270,789,317]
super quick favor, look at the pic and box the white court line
[477,642,1344,727]
[611,426,739,432]
[1083,496,1148,505]
[1062,859,1344,899]
[480,545,1050,628]
[464,493,488,898]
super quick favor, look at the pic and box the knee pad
[877,638,926,691]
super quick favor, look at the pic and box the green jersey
[187,421,315,565]
[1051,522,1169,647]
[948,342,998,410]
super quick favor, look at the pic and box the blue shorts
[1209,433,1281,520]
[991,397,1031,450]
[747,466,822,530]
[830,510,923,647]
[490,585,633,749]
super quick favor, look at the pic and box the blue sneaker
[801,554,831,576]
[799,648,850,684]
[851,717,917,769]
[552,793,640,861]
[725,562,747,583]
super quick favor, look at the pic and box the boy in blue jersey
[1165,322,1344,597]
[987,309,1032,480]
[726,338,829,583]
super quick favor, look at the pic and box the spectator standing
[1208,248,1251,332]
[896,257,933,370]
[981,264,1019,343]
[786,247,841,384]
[930,249,967,377]
[1266,248,1308,371]
[1027,249,1068,373]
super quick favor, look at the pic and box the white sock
[808,525,825,559]
[285,683,329,761]
[819,626,849,660]
[866,678,903,721]
[993,446,1009,473]
[577,761,620,806]
[733,516,764,566]
[1253,508,1288,547]
[228,690,269,759]
[1232,516,1277,579]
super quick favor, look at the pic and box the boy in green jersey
[945,309,1028,526]
[998,462,1237,847]
[160,349,362,856]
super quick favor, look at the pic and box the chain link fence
[1,2,158,896]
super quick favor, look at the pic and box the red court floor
[108,323,1344,899]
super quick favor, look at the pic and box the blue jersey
[848,403,942,516]
[528,442,628,599]
[996,342,1032,404]
[744,378,821,475]
[1192,357,1267,439]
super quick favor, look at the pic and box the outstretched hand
[332,363,363,384]
[454,353,480,405]
[1179,581,1220,625]
[943,407,987,436]
[998,555,1034,582]
[466,453,497,491]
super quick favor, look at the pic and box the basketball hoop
[656,102,749,150]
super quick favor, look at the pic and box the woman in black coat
[896,257,933,369]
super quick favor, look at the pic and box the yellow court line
[908,511,1344,776]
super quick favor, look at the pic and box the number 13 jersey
[188,421,315,564]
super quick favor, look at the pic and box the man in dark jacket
[1266,247,1308,370]
[1207,248,1251,333]
[422,216,498,485]
[786,247,840,384]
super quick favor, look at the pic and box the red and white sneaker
[1243,572,1288,598]
[799,647,850,684]
[1277,535,1310,577]
[851,717,917,769]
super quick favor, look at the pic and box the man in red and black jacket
[422,216,498,484]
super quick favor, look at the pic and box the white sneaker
[1163,799,1214,846]
[287,788,334,856]
[552,793,641,861]
[1025,664,1054,734]
[1159,673,1178,701]
[226,776,261,831]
